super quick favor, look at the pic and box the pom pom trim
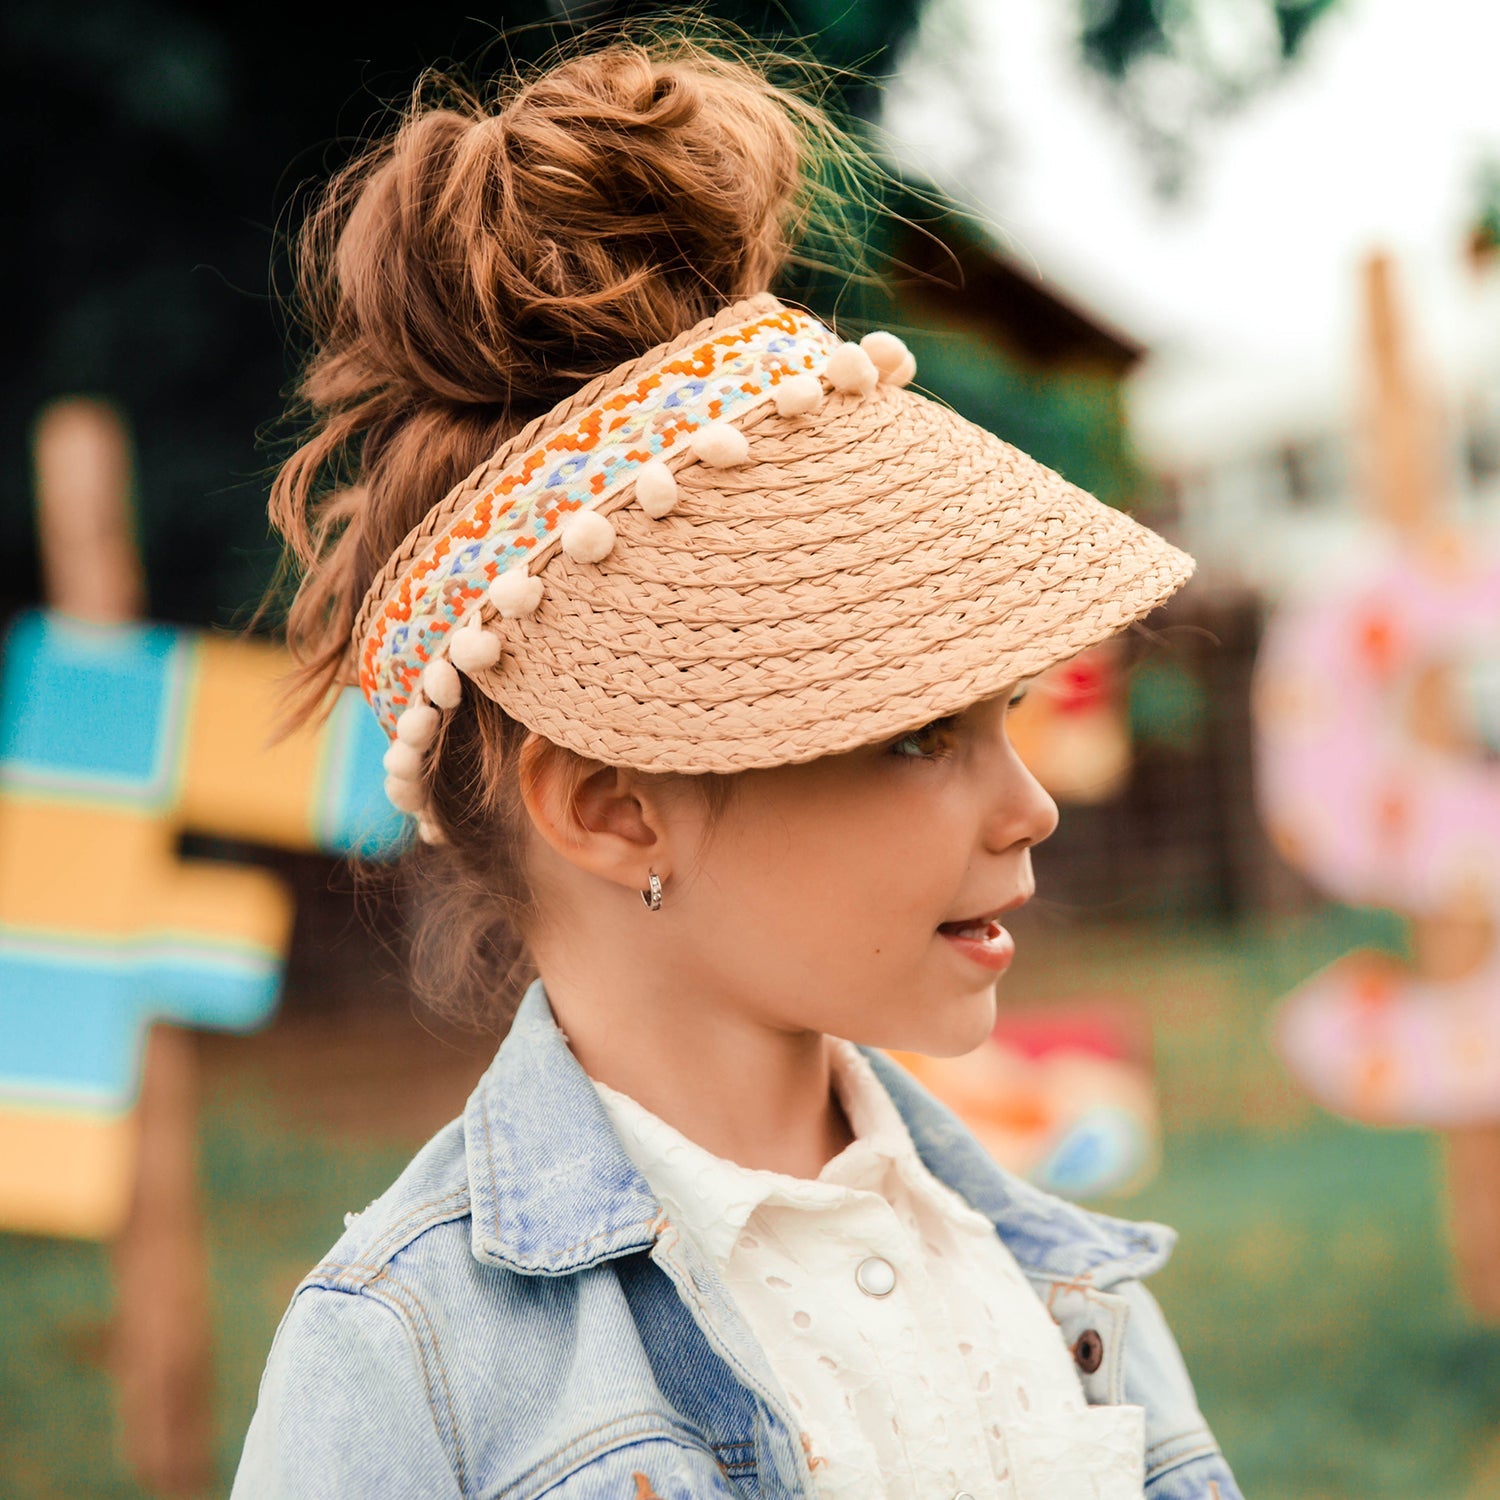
[773,373,825,418]
[383,740,424,779]
[357,305,843,736]
[488,566,543,618]
[450,622,502,674]
[395,705,440,749]
[423,657,462,710]
[560,509,617,563]
[688,421,751,469]
[636,458,679,518]
[384,774,426,814]
[825,342,880,398]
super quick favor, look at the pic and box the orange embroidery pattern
[360,308,838,736]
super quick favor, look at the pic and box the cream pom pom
[860,331,916,385]
[382,740,424,779]
[488,565,542,618]
[384,774,426,814]
[395,704,440,749]
[773,373,825,417]
[635,458,679,518]
[825,341,880,398]
[560,508,616,563]
[449,622,502,674]
[422,656,462,709]
[883,349,917,387]
[689,420,750,468]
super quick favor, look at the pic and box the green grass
[3,905,1498,1497]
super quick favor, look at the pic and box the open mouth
[938,916,1005,942]
[936,915,1016,972]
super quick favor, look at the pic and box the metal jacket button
[1073,1327,1105,1374]
[855,1255,896,1297]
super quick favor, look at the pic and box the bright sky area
[884,0,1500,462]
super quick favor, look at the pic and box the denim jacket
[234,982,1243,1498]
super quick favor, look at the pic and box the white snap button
[855,1255,896,1297]
[954,1492,978,1500]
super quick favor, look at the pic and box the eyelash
[889,717,959,760]
[888,690,1029,761]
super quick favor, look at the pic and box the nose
[984,740,1059,854]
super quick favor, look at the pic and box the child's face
[666,684,1057,1056]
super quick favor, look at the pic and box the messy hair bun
[272,37,833,716]
[268,35,850,1026]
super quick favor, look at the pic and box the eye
[889,715,960,760]
[1008,685,1030,709]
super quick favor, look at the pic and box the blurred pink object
[1256,540,1500,1125]
[1255,251,1500,1129]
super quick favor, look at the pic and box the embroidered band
[359,306,842,738]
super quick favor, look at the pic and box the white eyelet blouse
[591,1041,1145,1500]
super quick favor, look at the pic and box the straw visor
[354,294,1193,784]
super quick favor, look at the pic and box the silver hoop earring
[641,870,663,912]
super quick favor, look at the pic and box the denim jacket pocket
[500,1433,746,1500]
[1035,1282,1132,1406]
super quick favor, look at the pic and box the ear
[517,737,665,892]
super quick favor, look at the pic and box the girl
[236,36,1240,1500]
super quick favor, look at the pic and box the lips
[936,895,1026,974]
[937,894,1028,934]
[938,916,1005,940]
[937,920,1016,973]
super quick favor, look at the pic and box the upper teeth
[952,920,996,938]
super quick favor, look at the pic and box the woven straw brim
[468,381,1193,773]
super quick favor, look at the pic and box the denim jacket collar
[465,980,1174,1288]
[464,981,662,1275]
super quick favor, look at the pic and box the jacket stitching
[365,1197,470,1267]
[655,1249,803,1493]
[311,1208,471,1286]
[1145,1439,1222,1479]
[359,1188,471,1266]
[330,1190,472,1276]
[481,1091,503,1242]
[710,1439,756,1475]
[364,1268,470,1497]
[287,1279,465,1493]
[497,1412,712,1499]
[302,1272,469,1494]
[1040,1272,1102,1307]
[477,1093,664,1266]
[511,1217,661,1263]
[1144,1423,1215,1463]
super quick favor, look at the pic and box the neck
[537,965,854,1180]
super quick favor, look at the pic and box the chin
[881,979,998,1059]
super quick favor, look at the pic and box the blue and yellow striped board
[0,610,404,1237]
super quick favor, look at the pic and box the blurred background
[4,0,1500,1495]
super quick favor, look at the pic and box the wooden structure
[1253,253,1500,1318]
[0,400,402,1491]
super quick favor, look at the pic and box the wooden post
[1447,1127,1500,1321]
[1360,256,1500,1320]
[32,398,216,1494]
[1362,252,1445,538]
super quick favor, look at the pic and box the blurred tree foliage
[1,0,923,627]
[1077,0,1343,196]
[3,0,1142,630]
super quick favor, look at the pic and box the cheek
[703,783,964,940]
